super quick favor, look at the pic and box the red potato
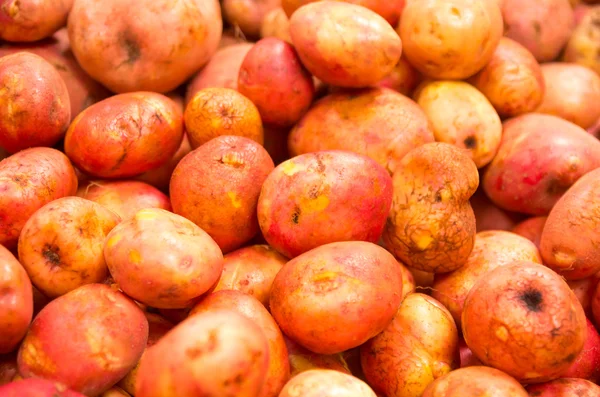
[282,0,406,26]
[564,6,600,76]
[0,353,18,385]
[0,52,70,154]
[18,197,121,298]
[279,369,376,397]
[135,134,192,192]
[0,0,72,42]
[68,0,222,93]
[222,0,280,39]
[17,284,148,396]
[170,136,274,253]
[284,336,351,376]
[376,56,422,97]
[270,241,403,354]
[0,378,86,397]
[135,310,270,397]
[0,246,32,354]
[563,319,600,383]
[289,1,402,88]
[0,148,78,249]
[470,189,523,232]
[512,216,547,250]
[526,378,600,396]
[260,7,292,43]
[422,366,528,397]
[567,273,600,316]
[64,92,184,179]
[104,208,224,309]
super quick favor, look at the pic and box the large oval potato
[422,366,528,397]
[279,369,376,397]
[0,0,72,42]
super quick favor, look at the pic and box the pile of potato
[1,0,600,396]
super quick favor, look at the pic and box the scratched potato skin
[17,284,148,396]
[0,378,86,397]
[0,0,73,42]
[422,366,528,397]
[279,369,377,397]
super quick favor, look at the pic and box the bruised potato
[279,369,376,397]
[422,366,528,397]
[0,0,73,42]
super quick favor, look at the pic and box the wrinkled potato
[260,7,292,43]
[0,378,86,397]
[383,143,479,273]
[511,216,547,250]
[462,262,587,383]
[422,366,528,397]
[564,6,600,75]
[469,37,545,118]
[399,0,503,79]
[289,1,402,88]
[288,87,434,175]
[361,293,458,397]
[563,318,600,382]
[526,378,600,396]
[279,369,376,397]
[17,284,148,396]
[0,0,73,42]
[223,0,280,38]
[470,188,523,232]
[284,336,351,376]
[414,81,502,168]
[135,309,270,397]
[376,56,422,97]
[270,241,403,354]
[68,0,222,93]
[0,148,78,248]
[282,0,406,26]
[135,134,192,192]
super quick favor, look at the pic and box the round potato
[279,369,376,397]
[222,0,280,39]
[564,7,600,76]
[0,0,72,42]
[422,366,528,397]
[0,378,86,397]
[526,378,600,396]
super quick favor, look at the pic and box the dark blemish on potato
[308,185,319,199]
[314,154,326,173]
[563,352,577,363]
[435,192,443,203]
[291,206,301,224]
[119,32,141,65]
[532,21,542,37]
[112,150,127,171]
[153,111,163,123]
[53,63,68,72]
[519,289,543,312]
[463,135,477,149]
[42,244,62,268]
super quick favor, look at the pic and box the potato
[567,273,600,317]
[288,87,434,174]
[483,114,600,215]
[289,1,402,88]
[526,378,600,396]
[469,37,545,118]
[283,0,406,26]
[361,293,458,397]
[511,216,547,250]
[77,180,171,221]
[17,284,148,396]
[104,208,224,309]
[536,63,600,129]
[0,148,78,248]
[502,0,574,62]
[376,56,422,97]
[260,7,292,43]
[399,0,502,79]
[191,290,290,397]
[383,143,479,273]
[284,336,351,376]
[135,134,192,192]
[0,0,72,42]
[422,366,528,397]
[0,52,70,154]
[431,230,542,328]
[0,378,86,397]
[414,81,502,168]
[279,369,376,397]
[135,309,270,397]
[223,0,280,38]
[270,241,403,354]
[218,28,248,49]
[0,246,32,354]
[462,262,587,383]
[258,151,392,258]
[563,318,600,382]
[64,92,184,179]
[68,0,222,93]
[0,353,18,385]
[564,7,600,75]
[470,189,523,232]
[170,136,274,253]
[100,387,130,397]
[458,338,482,368]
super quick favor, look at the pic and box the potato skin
[64,92,183,179]
[511,216,546,250]
[0,0,73,42]
[282,0,406,26]
[135,309,270,397]
[288,87,434,175]
[0,353,18,385]
[223,0,280,38]
[0,378,86,397]
[279,369,376,397]
[104,208,224,309]
[470,188,523,232]
[0,148,78,248]
[17,284,149,396]
[564,7,600,76]
[563,318,600,382]
[376,56,422,97]
[260,7,292,43]
[289,1,402,88]
[422,366,528,397]
[135,134,192,192]
[284,336,351,376]
[270,241,403,354]
[526,378,600,396]
[361,293,459,397]
[68,0,222,93]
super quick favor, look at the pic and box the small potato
[0,378,86,397]
[135,309,270,397]
[399,0,503,79]
[469,37,545,118]
[470,188,523,232]
[0,52,70,154]
[288,87,434,175]
[283,0,406,26]
[422,366,528,397]
[564,7,600,76]
[563,319,600,382]
[64,92,184,179]
[289,1,402,88]
[279,369,376,397]
[361,293,459,397]
[284,336,351,376]
[17,284,148,396]
[135,134,192,192]
[104,208,224,309]
[260,7,292,43]
[270,241,403,354]
[526,378,600,396]
[511,216,547,250]
[0,0,72,42]
[414,81,502,168]
[0,148,78,248]
[383,143,479,273]
[223,0,280,38]
[536,63,600,129]
[376,56,422,97]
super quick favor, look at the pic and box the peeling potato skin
[563,319,600,382]
[0,52,71,154]
[0,246,33,354]
[469,37,545,118]
[260,7,292,44]
[483,114,600,216]
[283,336,352,376]
[0,148,78,249]
[526,378,600,396]
[0,0,72,42]
[564,7,600,76]
[511,216,547,250]
[270,241,403,354]
[461,262,587,383]
[383,142,479,273]
[283,0,406,26]
[104,208,224,309]
[17,284,149,396]
[360,293,459,397]
[223,0,280,39]
[68,0,222,93]
[135,309,269,397]
[288,87,434,175]
[191,290,291,397]
[258,151,393,258]
[376,56,422,97]
[279,369,376,397]
[289,2,402,88]
[432,230,541,328]
[421,366,528,397]
[64,92,184,179]
[135,134,191,192]
[0,378,86,397]
[18,197,121,299]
